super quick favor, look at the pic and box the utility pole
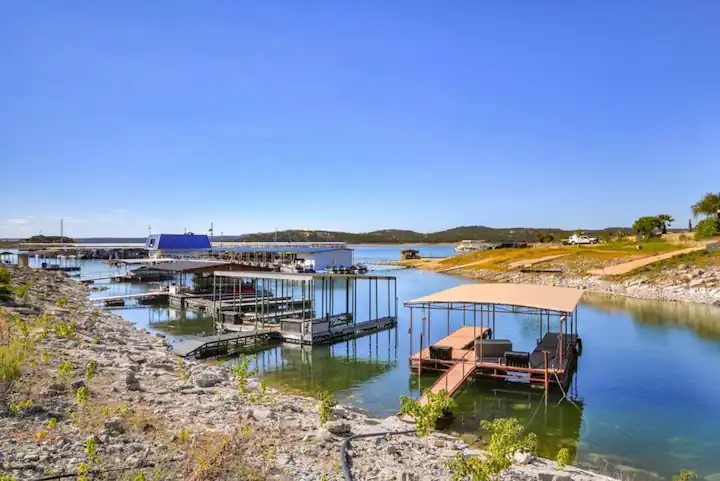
[60,218,64,243]
[209,222,214,244]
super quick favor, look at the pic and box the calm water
[13,246,720,479]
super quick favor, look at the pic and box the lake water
[15,245,720,479]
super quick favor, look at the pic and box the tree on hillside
[633,216,662,239]
[656,214,674,234]
[691,192,720,218]
[688,219,693,232]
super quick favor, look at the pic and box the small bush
[56,297,69,308]
[673,471,697,481]
[9,399,32,415]
[177,428,192,443]
[54,320,76,337]
[13,283,31,301]
[695,218,720,240]
[556,448,571,469]
[57,360,74,376]
[317,390,336,426]
[230,354,257,392]
[85,360,97,380]
[399,389,453,437]
[76,386,89,404]
[446,418,537,481]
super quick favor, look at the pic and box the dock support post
[543,351,549,406]
[409,307,413,367]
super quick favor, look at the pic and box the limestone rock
[325,421,351,436]
[125,370,141,391]
[538,472,573,481]
[514,451,533,465]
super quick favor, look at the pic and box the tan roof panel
[406,283,582,313]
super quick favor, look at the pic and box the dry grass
[434,240,697,274]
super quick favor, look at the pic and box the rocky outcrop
[457,267,720,306]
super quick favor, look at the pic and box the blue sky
[2,1,719,238]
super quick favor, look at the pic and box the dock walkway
[91,291,168,303]
[174,329,277,358]
[418,349,477,405]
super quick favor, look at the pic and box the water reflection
[583,293,720,340]
[252,333,398,402]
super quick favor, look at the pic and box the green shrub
[76,386,89,404]
[0,268,11,284]
[230,354,257,392]
[673,471,697,481]
[12,283,31,301]
[399,389,453,437]
[0,341,24,384]
[556,447,571,469]
[317,390,337,426]
[54,320,76,337]
[446,418,537,481]
[85,360,97,380]
[695,218,720,240]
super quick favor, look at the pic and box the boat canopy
[405,283,583,314]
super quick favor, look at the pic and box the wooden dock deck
[418,349,477,405]
[409,326,489,362]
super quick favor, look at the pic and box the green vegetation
[0,268,13,302]
[12,283,31,302]
[399,389,453,437]
[76,385,89,404]
[632,215,671,238]
[556,447,571,469]
[446,418,537,481]
[9,399,32,415]
[21,235,75,244]
[230,354,257,392]
[57,360,73,376]
[691,192,720,218]
[694,217,720,240]
[54,320,76,337]
[317,390,336,426]
[673,470,697,481]
[177,428,192,444]
[85,360,97,380]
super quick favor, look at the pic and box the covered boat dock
[405,283,583,404]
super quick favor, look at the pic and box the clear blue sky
[2,1,719,238]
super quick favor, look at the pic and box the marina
[5,244,720,479]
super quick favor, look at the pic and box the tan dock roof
[406,283,583,313]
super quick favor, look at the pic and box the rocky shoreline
[0,266,617,481]
[445,267,720,306]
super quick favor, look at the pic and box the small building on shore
[145,234,211,259]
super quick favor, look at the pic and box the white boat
[454,240,488,252]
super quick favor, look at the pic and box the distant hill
[23,235,76,243]
[231,225,631,244]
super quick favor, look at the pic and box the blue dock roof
[145,234,211,250]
